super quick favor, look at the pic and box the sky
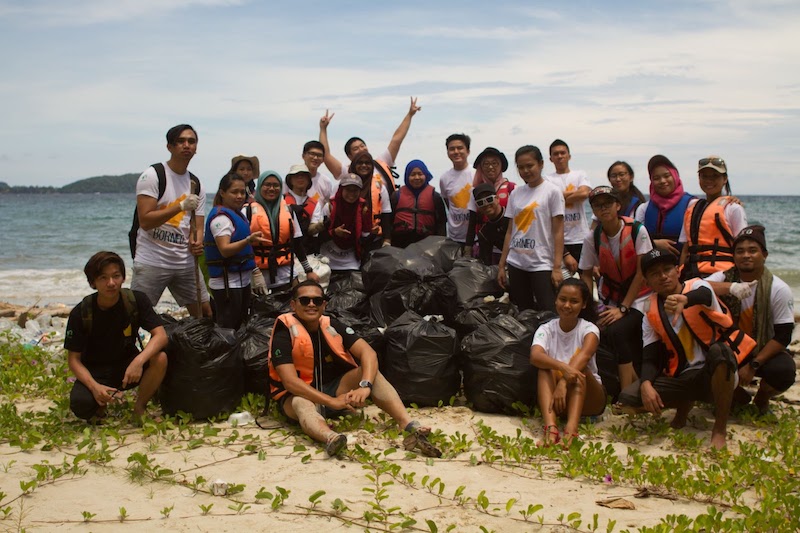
[0,0,798,195]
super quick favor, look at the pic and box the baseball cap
[339,173,363,189]
[588,185,619,206]
[641,248,679,276]
[698,155,727,174]
[472,183,495,199]
[733,225,767,253]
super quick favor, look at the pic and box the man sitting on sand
[65,252,168,423]
[268,280,441,457]
[618,249,753,449]
[707,225,797,414]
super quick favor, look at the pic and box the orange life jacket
[249,201,293,270]
[393,185,436,236]
[268,313,357,400]
[361,176,385,236]
[683,197,736,276]
[645,278,755,377]
[594,216,649,304]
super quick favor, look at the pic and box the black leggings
[601,310,644,372]
[507,265,555,312]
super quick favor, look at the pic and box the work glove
[730,280,758,300]
[179,194,201,212]
[251,268,267,296]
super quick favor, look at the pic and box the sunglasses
[699,157,726,168]
[475,195,496,208]
[296,296,325,306]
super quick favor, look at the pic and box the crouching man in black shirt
[65,252,167,424]
[268,280,441,457]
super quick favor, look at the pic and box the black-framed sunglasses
[296,296,326,306]
[475,195,497,208]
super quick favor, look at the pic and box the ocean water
[1,193,799,308]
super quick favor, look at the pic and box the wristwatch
[749,359,761,370]
[358,380,373,389]
[619,305,630,315]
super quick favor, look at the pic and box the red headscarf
[328,187,369,258]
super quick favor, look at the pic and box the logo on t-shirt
[451,184,472,209]
[514,201,539,232]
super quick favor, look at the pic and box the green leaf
[308,490,326,503]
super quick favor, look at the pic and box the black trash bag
[404,236,463,273]
[250,291,292,318]
[453,298,518,339]
[368,291,387,327]
[448,258,503,307]
[328,270,365,293]
[515,309,557,331]
[460,314,540,414]
[326,287,369,316]
[380,269,458,326]
[384,311,460,407]
[326,309,386,363]
[362,247,407,295]
[161,318,243,419]
[595,344,621,403]
[238,313,276,396]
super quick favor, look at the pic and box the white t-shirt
[532,318,601,384]
[319,241,360,271]
[337,148,394,180]
[207,212,251,290]
[705,271,795,336]
[134,162,207,269]
[309,170,335,206]
[504,180,565,272]
[545,170,591,245]
[285,190,324,224]
[678,198,748,244]
[641,279,721,372]
[579,221,653,306]
[438,167,475,243]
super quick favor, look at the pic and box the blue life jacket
[204,206,256,278]
[644,192,693,250]
[622,196,641,218]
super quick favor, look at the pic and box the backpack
[80,288,142,351]
[128,163,201,259]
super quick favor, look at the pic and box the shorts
[277,375,349,421]
[619,342,738,407]
[132,262,210,307]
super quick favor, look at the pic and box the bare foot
[709,430,727,450]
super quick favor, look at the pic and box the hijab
[403,159,433,197]
[647,155,687,213]
[349,152,376,200]
[254,170,283,239]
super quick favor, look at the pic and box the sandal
[325,433,348,457]
[538,425,560,446]
[561,431,580,449]
[402,425,442,458]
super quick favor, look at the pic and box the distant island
[0,173,139,194]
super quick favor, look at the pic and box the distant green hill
[0,173,139,194]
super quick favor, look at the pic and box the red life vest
[593,216,648,304]
[268,314,357,400]
[249,201,293,270]
[683,197,735,276]
[644,278,755,377]
[284,193,318,232]
[392,185,436,236]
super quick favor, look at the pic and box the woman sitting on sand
[530,278,607,446]
[203,173,264,329]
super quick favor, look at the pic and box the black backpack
[128,163,200,259]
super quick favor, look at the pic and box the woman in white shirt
[530,279,606,446]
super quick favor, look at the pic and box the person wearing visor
[472,183,508,265]
[678,156,747,280]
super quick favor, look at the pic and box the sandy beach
[1,302,799,532]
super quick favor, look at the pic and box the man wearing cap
[618,249,751,449]
[131,124,211,318]
[545,139,592,274]
[472,183,509,265]
[706,225,797,414]
[464,147,515,257]
[285,163,325,253]
[438,133,475,246]
[318,97,422,189]
[579,185,653,391]
[300,141,335,209]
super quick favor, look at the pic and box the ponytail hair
[213,172,245,206]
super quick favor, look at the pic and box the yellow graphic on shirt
[159,195,188,227]
[514,201,539,232]
[565,183,575,192]
[739,308,754,336]
[451,183,472,209]
[311,191,320,202]
[123,324,132,337]
[678,325,696,363]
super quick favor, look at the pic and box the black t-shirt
[477,209,509,263]
[64,290,163,375]
[271,315,360,388]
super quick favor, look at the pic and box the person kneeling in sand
[618,249,753,449]
[65,252,168,424]
[268,280,441,457]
